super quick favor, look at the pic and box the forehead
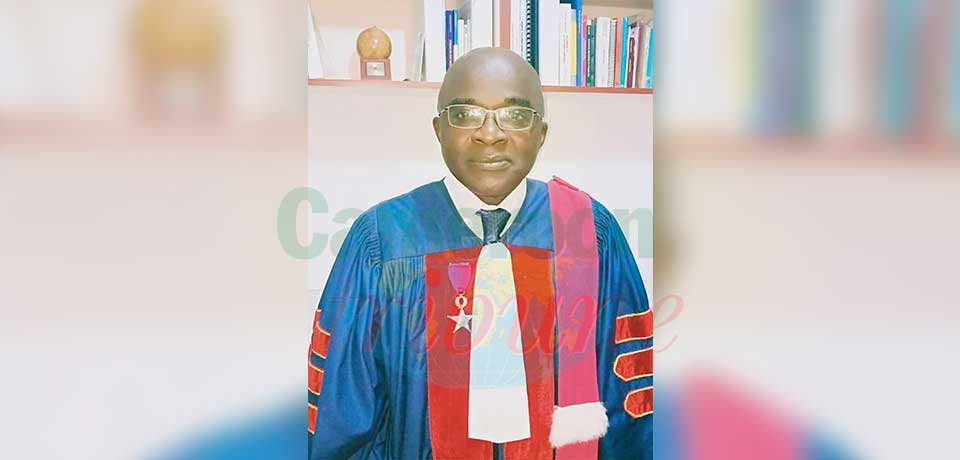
[441,70,543,110]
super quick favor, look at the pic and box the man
[307,48,652,460]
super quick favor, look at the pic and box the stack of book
[421,0,654,89]
[570,8,654,89]
[445,9,471,70]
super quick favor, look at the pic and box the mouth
[470,157,512,171]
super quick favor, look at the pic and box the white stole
[467,242,531,443]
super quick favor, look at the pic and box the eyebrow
[503,97,533,109]
[444,96,535,109]
[446,97,478,106]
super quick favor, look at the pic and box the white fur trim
[549,402,609,448]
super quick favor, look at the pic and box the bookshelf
[308,0,654,93]
[307,78,653,94]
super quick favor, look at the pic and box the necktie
[468,207,531,443]
[476,208,511,245]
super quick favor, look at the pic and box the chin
[474,175,522,196]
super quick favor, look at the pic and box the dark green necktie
[476,208,511,245]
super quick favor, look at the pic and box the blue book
[453,9,459,52]
[445,10,454,70]
[643,25,654,88]
[562,0,583,86]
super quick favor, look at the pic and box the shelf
[308,78,653,94]
[585,0,654,8]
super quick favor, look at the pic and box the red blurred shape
[681,373,802,460]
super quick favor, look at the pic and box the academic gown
[307,178,653,460]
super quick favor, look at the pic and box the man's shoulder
[364,180,444,221]
[358,180,464,261]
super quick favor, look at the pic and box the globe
[356,27,392,60]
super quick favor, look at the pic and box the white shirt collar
[443,175,527,239]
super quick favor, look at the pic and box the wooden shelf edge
[308,78,653,94]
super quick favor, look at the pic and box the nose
[471,110,508,146]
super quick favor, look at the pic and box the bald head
[437,47,545,115]
[431,47,549,206]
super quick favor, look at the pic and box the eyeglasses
[439,104,542,131]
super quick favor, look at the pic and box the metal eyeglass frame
[439,104,543,131]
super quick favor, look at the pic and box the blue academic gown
[307,178,653,460]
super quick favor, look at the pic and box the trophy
[356,27,392,80]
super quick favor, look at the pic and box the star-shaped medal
[447,309,472,333]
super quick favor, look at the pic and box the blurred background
[2,0,959,459]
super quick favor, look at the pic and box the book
[596,17,608,87]
[563,0,584,86]
[642,23,654,88]
[520,0,527,61]
[580,10,587,86]
[586,18,595,87]
[527,0,538,70]
[626,23,638,87]
[608,17,617,88]
[445,10,454,70]
[613,17,622,88]
[558,3,571,86]
[537,0,561,83]
[628,17,645,88]
[460,0,493,49]
[620,16,628,87]
[412,32,426,81]
[640,21,653,88]
[626,31,636,88]
[455,16,463,61]
[495,0,510,48]
[569,7,577,85]
[423,0,446,82]
[306,2,326,79]
[511,0,522,57]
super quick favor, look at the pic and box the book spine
[608,18,616,88]
[598,18,608,87]
[446,10,454,70]
[633,22,644,88]
[523,0,531,64]
[617,16,629,88]
[577,11,590,86]
[639,21,650,88]
[498,0,510,49]
[643,24,654,88]
[512,0,521,56]
[569,11,577,85]
[614,18,622,88]
[529,0,538,71]
[520,0,527,60]
[587,18,595,87]
[454,10,460,60]
[620,16,630,88]
[559,8,568,85]
[626,27,636,88]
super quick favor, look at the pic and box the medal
[447,262,473,332]
[447,262,472,310]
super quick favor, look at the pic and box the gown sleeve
[593,202,654,460]
[307,210,385,460]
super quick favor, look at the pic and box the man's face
[433,71,547,205]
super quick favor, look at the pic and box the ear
[538,121,549,149]
[432,116,441,143]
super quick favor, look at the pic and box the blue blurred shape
[153,400,305,460]
[804,429,859,460]
[754,0,816,137]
